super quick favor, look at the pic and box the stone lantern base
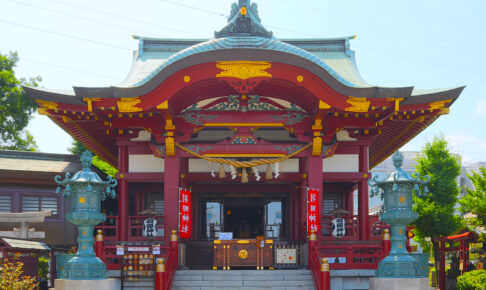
[370,277,432,290]
[376,254,421,278]
[61,256,108,280]
[52,278,117,290]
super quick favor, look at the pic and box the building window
[21,196,58,215]
[0,195,12,213]
[145,193,164,215]
[323,193,343,214]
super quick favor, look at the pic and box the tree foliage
[69,140,118,177]
[457,269,486,290]
[0,255,38,290]
[412,135,463,277]
[0,52,41,151]
[459,167,486,241]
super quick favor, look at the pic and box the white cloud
[474,99,486,117]
[445,135,486,165]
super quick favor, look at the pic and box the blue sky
[1,0,485,165]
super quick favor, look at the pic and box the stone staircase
[171,269,315,290]
[122,277,154,289]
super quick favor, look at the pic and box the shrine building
[25,0,463,275]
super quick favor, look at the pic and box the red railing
[162,237,178,290]
[317,243,385,270]
[321,215,387,241]
[309,242,386,290]
[95,229,179,290]
[310,240,324,290]
[95,215,165,241]
[103,244,121,270]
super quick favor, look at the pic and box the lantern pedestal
[52,278,117,290]
[369,277,431,290]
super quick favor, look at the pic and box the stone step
[175,269,312,275]
[172,287,315,290]
[172,269,315,289]
[122,278,154,289]
[172,280,314,287]
[174,274,313,281]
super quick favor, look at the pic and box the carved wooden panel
[213,239,273,269]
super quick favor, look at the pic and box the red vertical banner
[179,188,192,239]
[307,188,320,236]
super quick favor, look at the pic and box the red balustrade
[320,215,388,241]
[95,215,165,241]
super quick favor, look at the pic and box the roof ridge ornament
[215,0,273,38]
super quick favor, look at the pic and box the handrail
[310,243,323,290]
[309,238,387,289]
[164,241,178,289]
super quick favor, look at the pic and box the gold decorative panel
[216,61,272,80]
[117,97,142,112]
[345,97,370,112]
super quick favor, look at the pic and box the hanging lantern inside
[241,168,248,183]
[219,163,226,178]
[265,164,273,179]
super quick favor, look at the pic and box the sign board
[276,248,297,264]
[179,188,192,239]
[152,244,160,255]
[127,247,150,252]
[218,232,233,240]
[116,245,124,256]
[307,188,321,236]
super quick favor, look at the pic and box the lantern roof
[65,151,105,183]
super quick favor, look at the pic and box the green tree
[0,52,41,151]
[459,167,486,241]
[69,140,118,177]
[412,136,463,277]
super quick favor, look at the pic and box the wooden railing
[310,239,324,290]
[321,215,388,241]
[309,228,389,290]
[95,229,179,290]
[317,243,385,270]
[163,236,178,290]
[95,215,165,241]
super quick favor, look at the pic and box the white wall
[188,158,299,172]
[128,154,164,172]
[323,154,359,172]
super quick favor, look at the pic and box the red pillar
[308,155,323,240]
[117,145,129,241]
[345,188,354,214]
[299,158,307,241]
[155,259,165,290]
[382,228,391,256]
[440,241,446,290]
[95,229,104,262]
[358,143,370,240]
[320,258,330,290]
[164,156,180,244]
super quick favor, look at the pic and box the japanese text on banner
[179,188,192,239]
[307,188,320,235]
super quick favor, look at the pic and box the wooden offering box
[213,238,273,269]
